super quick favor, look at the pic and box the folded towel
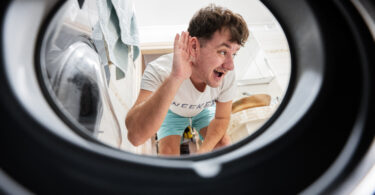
[96,0,140,79]
[111,0,139,46]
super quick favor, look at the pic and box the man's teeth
[214,70,224,77]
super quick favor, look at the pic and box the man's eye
[220,51,226,55]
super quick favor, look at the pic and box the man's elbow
[127,131,144,146]
[125,116,143,146]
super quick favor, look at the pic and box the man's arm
[197,100,232,153]
[126,77,184,146]
[125,32,193,146]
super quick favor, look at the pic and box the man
[125,4,249,155]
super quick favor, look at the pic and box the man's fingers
[180,31,186,49]
[187,35,192,56]
[174,33,180,49]
[174,31,190,52]
[183,32,189,50]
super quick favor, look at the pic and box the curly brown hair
[188,4,249,47]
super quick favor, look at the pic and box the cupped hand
[171,31,193,81]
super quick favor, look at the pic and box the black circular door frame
[1,0,375,194]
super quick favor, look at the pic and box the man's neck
[190,76,206,92]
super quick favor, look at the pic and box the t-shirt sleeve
[140,63,167,92]
[217,71,237,102]
[141,53,173,92]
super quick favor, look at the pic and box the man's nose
[223,55,234,71]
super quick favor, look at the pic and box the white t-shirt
[141,53,237,117]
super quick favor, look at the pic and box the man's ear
[189,37,200,58]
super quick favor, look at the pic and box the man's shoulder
[226,70,235,80]
[148,53,173,69]
[223,70,235,85]
[144,53,173,76]
[141,53,174,90]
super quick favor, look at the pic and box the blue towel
[111,0,139,46]
[96,0,140,79]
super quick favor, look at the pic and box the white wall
[134,0,276,43]
[134,0,275,27]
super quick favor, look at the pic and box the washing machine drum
[48,41,103,132]
[1,0,375,194]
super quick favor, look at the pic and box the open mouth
[214,69,225,78]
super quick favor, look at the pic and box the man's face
[193,29,241,88]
